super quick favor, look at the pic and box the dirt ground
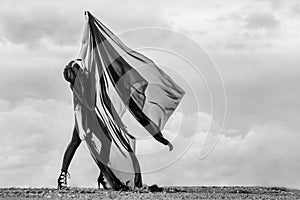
[0,186,299,200]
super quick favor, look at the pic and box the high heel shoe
[97,171,108,189]
[57,171,70,190]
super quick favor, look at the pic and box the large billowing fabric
[73,12,185,190]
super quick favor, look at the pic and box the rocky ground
[0,186,299,200]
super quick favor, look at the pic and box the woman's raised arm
[77,12,89,61]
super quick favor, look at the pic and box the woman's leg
[61,126,82,172]
[58,126,81,189]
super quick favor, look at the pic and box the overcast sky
[0,0,300,189]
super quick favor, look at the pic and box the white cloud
[0,99,10,111]
[244,12,280,30]
[143,122,300,189]
[0,98,76,187]
[0,0,171,48]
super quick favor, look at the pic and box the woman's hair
[63,61,81,84]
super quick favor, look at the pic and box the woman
[58,11,183,191]
[58,59,108,189]
[57,60,82,190]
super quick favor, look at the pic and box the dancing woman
[57,11,184,190]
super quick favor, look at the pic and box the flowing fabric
[73,12,185,190]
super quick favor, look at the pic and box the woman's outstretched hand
[167,142,173,151]
[84,11,89,22]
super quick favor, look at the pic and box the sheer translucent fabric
[72,12,185,190]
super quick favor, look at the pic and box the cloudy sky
[0,0,300,189]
